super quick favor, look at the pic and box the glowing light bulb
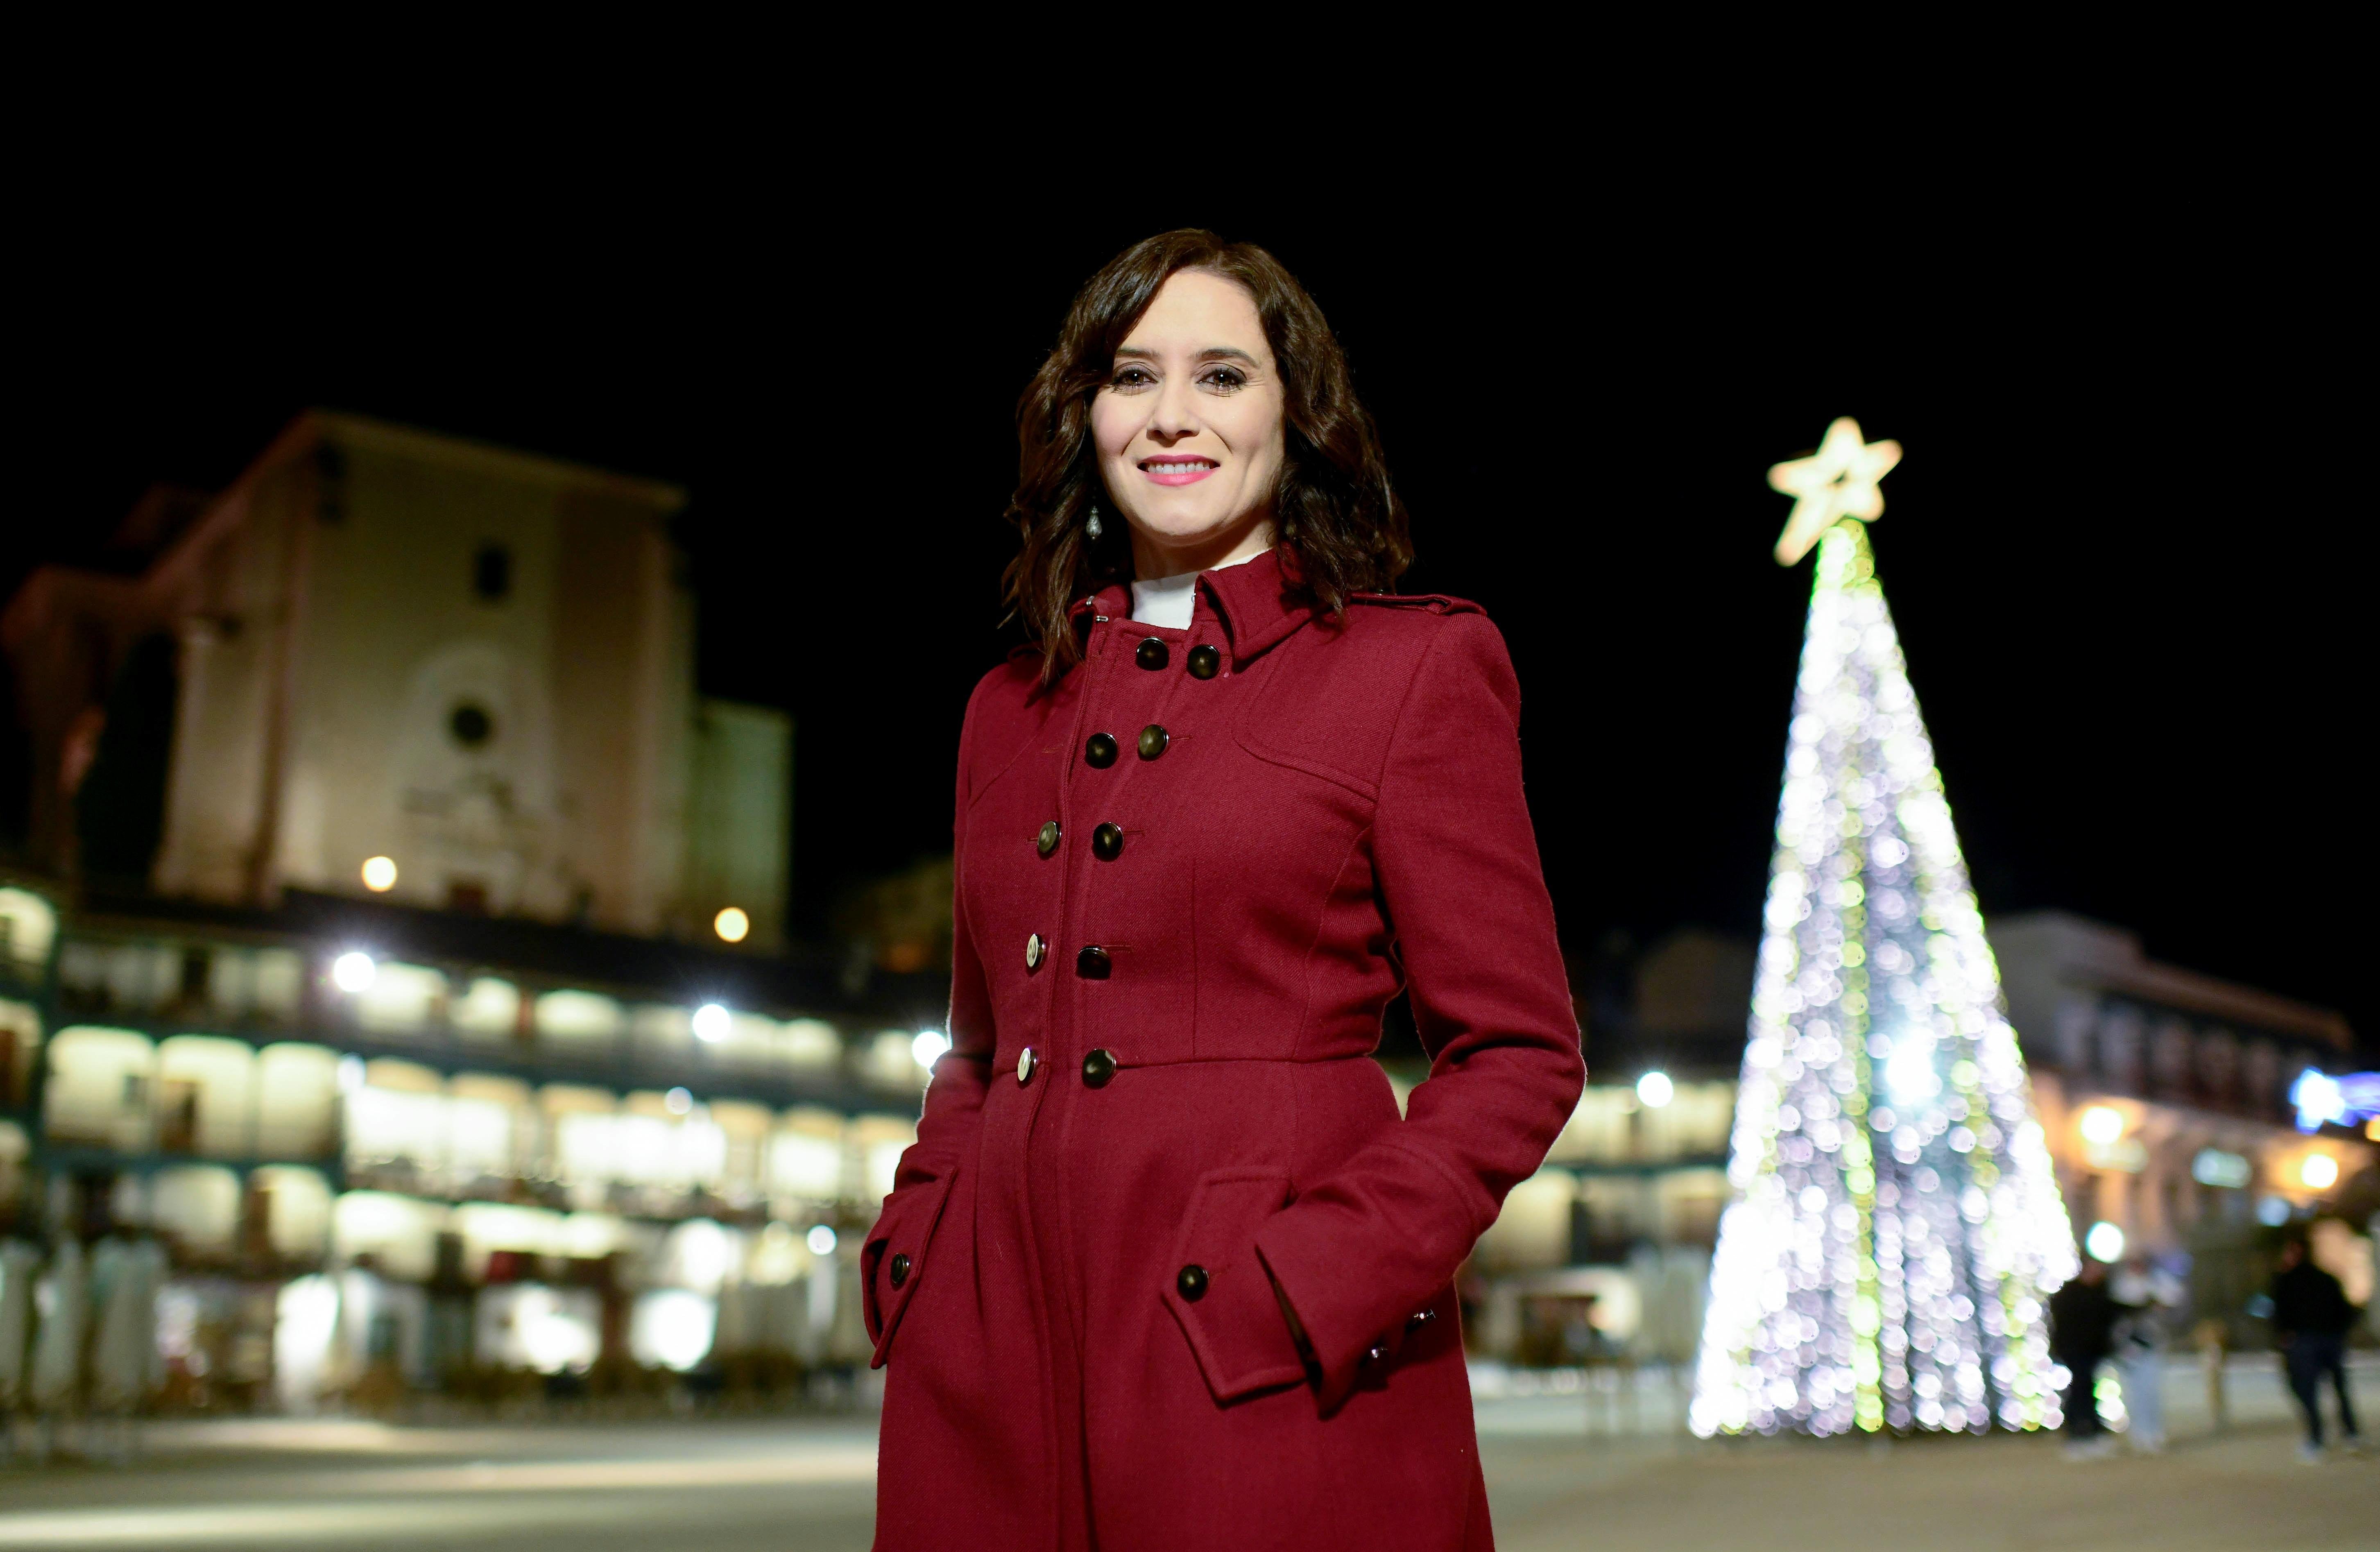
[2084,1221,2125,1263]
[805,1224,838,1257]
[2079,1106,2125,1146]
[2300,1153,2339,1190]
[1884,1038,1941,1106]
[360,856,398,892]
[332,951,377,993]
[713,906,750,944]
[1636,1071,1675,1108]
[665,1086,693,1115]
[913,1029,952,1069]
[692,1003,731,1043]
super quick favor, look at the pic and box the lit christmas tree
[1688,419,2077,1438]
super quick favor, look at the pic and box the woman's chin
[1126,506,1266,549]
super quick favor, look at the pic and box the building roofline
[1991,909,2353,1051]
[304,410,688,512]
[4,410,691,641]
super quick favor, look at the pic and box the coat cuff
[1160,1169,1309,1402]
[1253,1155,1461,1411]
[861,1165,958,1368]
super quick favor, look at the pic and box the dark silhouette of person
[2269,1235,2364,1460]
[2050,1258,2122,1454]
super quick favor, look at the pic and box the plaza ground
[0,1357,2370,1550]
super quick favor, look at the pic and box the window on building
[448,704,494,749]
[473,545,511,602]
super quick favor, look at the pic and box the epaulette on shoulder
[1347,591,1485,616]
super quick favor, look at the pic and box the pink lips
[1141,458,1218,487]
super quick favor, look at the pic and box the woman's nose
[1148,379,1200,440]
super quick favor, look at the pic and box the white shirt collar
[1128,548,1270,631]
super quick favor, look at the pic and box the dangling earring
[1087,500,1104,541]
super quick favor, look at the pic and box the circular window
[448,703,495,748]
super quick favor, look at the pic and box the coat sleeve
[863,675,999,1349]
[1254,611,1585,1408]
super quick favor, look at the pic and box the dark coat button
[1137,724,1169,760]
[1076,945,1110,979]
[889,1253,911,1288]
[1037,820,1061,857]
[1082,1047,1118,1087]
[1187,644,1221,679]
[1135,637,1169,670]
[1176,1264,1209,1302]
[1085,732,1118,768]
[1091,823,1123,861]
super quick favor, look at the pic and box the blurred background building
[1991,912,2376,1337]
[0,415,942,1421]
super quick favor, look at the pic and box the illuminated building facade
[3,411,788,948]
[0,417,933,1412]
[1990,910,2375,1307]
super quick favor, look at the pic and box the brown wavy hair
[1003,229,1412,679]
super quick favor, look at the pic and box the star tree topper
[1769,416,1903,565]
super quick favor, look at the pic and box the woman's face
[1091,268,1286,577]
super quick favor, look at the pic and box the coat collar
[1198,546,1315,667]
[1069,546,1317,670]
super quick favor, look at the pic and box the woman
[865,230,1583,1549]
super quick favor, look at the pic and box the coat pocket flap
[1160,1167,1309,1403]
[863,1165,958,1369]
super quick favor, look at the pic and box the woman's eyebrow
[1113,344,1261,364]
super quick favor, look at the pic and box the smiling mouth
[1140,457,1218,486]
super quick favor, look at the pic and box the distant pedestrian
[2050,1257,2121,1460]
[28,1239,87,1416]
[2110,1254,2182,1452]
[2269,1234,2365,1463]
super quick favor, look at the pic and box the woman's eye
[1199,367,1247,391]
[1111,366,1155,389]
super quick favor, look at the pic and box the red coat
[866,548,1583,1549]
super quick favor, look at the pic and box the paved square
[0,1359,2369,1550]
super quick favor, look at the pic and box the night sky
[16,191,2370,1050]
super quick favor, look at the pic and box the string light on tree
[1690,420,2078,1440]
